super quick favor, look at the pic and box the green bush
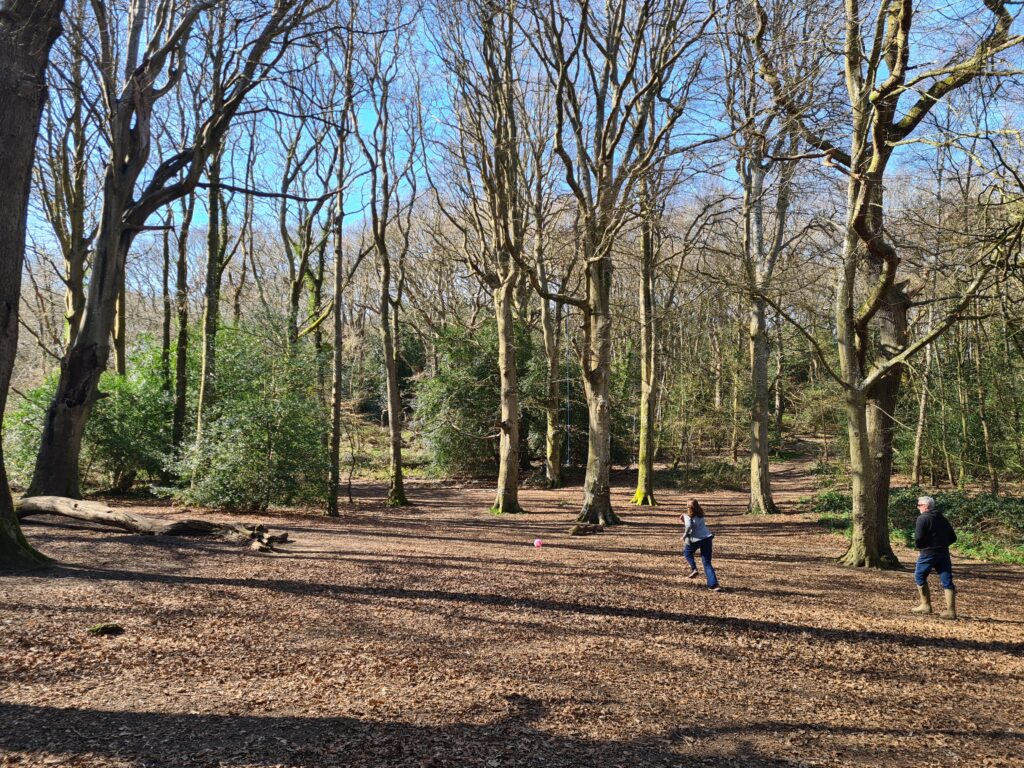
[86,346,173,489]
[3,339,171,491]
[175,328,329,511]
[413,320,547,477]
[3,380,54,489]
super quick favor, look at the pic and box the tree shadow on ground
[0,699,806,768]
[40,567,1024,654]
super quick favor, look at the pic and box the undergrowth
[657,459,748,493]
[811,487,1024,565]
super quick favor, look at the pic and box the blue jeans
[683,536,719,588]
[915,549,954,590]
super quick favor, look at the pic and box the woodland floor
[2,451,1023,768]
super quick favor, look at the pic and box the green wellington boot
[911,584,932,614]
[939,589,957,620]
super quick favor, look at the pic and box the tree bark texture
[492,282,524,513]
[172,196,195,452]
[748,296,779,514]
[380,260,407,507]
[0,0,65,568]
[576,254,621,526]
[196,153,223,443]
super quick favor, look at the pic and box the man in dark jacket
[911,496,958,620]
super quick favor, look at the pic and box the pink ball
[534,538,544,548]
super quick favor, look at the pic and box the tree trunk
[160,226,172,392]
[16,497,288,550]
[631,229,657,506]
[1,0,64,568]
[380,263,407,507]
[748,295,779,514]
[172,196,195,452]
[196,154,223,443]
[492,281,524,513]
[113,277,127,375]
[840,393,878,566]
[972,320,998,494]
[773,321,784,441]
[576,254,620,526]
[838,278,901,568]
[539,294,563,488]
[327,133,348,517]
[911,328,933,485]
[29,172,137,498]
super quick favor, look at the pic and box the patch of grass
[770,448,803,461]
[657,459,748,493]
[810,459,843,478]
[811,487,1024,565]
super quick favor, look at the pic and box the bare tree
[431,0,531,514]
[717,0,810,514]
[28,0,320,498]
[327,0,360,518]
[525,0,715,524]
[755,0,1024,566]
[352,0,421,507]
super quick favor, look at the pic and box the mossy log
[16,496,288,552]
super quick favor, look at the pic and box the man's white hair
[917,496,935,511]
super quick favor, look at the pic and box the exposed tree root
[574,500,622,526]
[629,490,658,506]
[16,496,289,552]
[748,497,780,515]
[837,542,901,570]
[386,487,409,507]
[490,500,526,515]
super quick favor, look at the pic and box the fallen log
[15,496,289,552]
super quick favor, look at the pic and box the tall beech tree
[28,0,318,498]
[1,0,66,568]
[352,0,421,507]
[718,1,810,515]
[432,0,531,514]
[526,0,715,524]
[755,0,1024,566]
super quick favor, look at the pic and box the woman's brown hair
[687,499,704,517]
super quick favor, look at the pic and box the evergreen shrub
[175,328,329,510]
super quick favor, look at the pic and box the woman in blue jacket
[681,499,722,592]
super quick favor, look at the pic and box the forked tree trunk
[839,282,900,569]
[492,281,523,513]
[0,0,65,568]
[29,215,136,499]
[748,295,779,514]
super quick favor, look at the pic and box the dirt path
[2,456,1022,767]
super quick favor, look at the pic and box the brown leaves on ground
[1,458,1022,767]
